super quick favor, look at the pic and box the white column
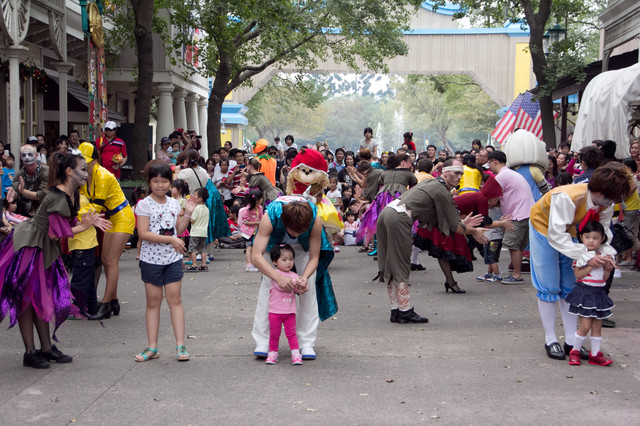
[173,88,188,131]
[198,96,209,159]
[186,92,199,133]
[156,83,175,142]
[8,46,27,166]
[54,62,75,135]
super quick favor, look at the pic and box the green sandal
[176,345,190,362]
[135,347,159,362]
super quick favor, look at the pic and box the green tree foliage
[168,0,423,153]
[394,75,499,152]
[245,76,329,142]
[246,73,499,153]
[434,0,605,149]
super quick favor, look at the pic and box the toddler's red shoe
[588,351,613,366]
[568,349,581,365]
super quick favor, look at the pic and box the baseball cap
[104,121,117,130]
[161,137,171,144]
[27,136,38,144]
[78,142,98,164]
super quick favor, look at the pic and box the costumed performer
[357,153,417,249]
[529,166,630,361]
[251,196,337,361]
[0,152,111,369]
[252,138,277,186]
[412,170,503,293]
[205,177,230,256]
[377,159,487,323]
[78,142,135,320]
[285,147,343,244]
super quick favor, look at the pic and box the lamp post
[542,23,566,57]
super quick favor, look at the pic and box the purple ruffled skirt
[357,191,401,246]
[0,233,73,341]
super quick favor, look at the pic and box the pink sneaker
[265,351,278,365]
[291,349,303,365]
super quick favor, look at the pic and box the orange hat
[252,139,268,154]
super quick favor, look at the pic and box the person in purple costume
[0,152,111,369]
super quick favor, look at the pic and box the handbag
[610,222,634,254]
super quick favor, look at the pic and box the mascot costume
[285,147,341,321]
[503,129,550,202]
[502,129,550,270]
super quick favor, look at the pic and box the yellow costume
[80,164,135,234]
[458,166,483,195]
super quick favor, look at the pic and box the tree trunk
[207,63,232,154]
[522,0,556,150]
[207,97,223,155]
[530,41,556,150]
[131,0,154,179]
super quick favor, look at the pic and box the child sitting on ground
[2,198,28,225]
[186,187,210,272]
[343,211,361,246]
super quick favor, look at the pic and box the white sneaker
[300,347,316,360]
[613,268,622,279]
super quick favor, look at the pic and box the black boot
[23,350,50,369]
[110,299,120,316]
[390,309,399,323]
[93,302,112,320]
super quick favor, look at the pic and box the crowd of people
[0,123,638,369]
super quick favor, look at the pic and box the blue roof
[421,1,461,16]
[221,103,248,125]
[404,27,529,36]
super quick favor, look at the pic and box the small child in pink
[266,243,303,365]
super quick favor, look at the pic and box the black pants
[70,249,98,315]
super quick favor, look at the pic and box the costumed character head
[503,129,548,171]
[252,138,269,156]
[286,147,330,201]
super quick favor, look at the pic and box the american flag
[491,91,556,144]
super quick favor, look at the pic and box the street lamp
[542,23,566,57]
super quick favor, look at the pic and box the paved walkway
[1,247,639,424]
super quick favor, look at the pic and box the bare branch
[233,21,259,47]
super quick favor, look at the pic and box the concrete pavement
[1,246,639,424]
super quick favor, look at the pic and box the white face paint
[71,160,89,188]
[21,151,36,165]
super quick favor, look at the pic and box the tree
[104,0,172,177]
[437,0,604,149]
[168,0,423,154]
[130,0,155,178]
[245,76,329,142]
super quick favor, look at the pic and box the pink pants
[269,313,299,352]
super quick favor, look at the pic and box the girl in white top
[565,220,616,366]
[135,162,197,363]
[360,127,378,158]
